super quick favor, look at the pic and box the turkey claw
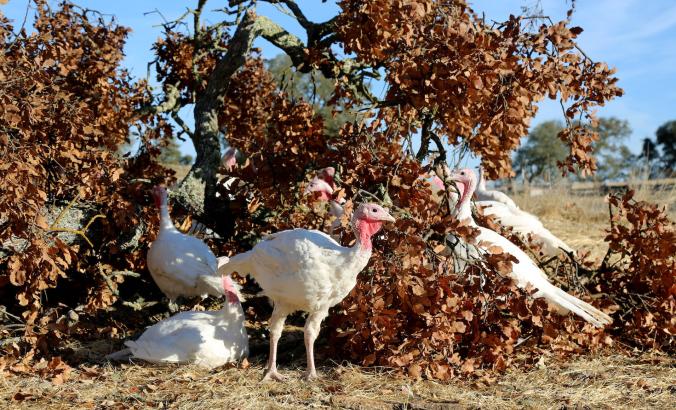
[262,369,287,382]
[303,370,319,381]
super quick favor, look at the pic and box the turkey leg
[303,310,328,380]
[263,306,288,382]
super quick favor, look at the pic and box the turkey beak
[381,209,396,223]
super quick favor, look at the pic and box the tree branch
[136,83,183,116]
[416,115,433,161]
[280,0,312,30]
[171,109,194,140]
[430,131,448,165]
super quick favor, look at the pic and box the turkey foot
[262,369,287,382]
[303,369,319,381]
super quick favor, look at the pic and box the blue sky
[2,0,675,162]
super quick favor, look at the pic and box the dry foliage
[337,0,622,178]
[593,191,675,351]
[1,1,172,363]
[1,0,672,385]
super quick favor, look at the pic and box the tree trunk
[174,11,260,234]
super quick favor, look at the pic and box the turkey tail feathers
[538,284,612,328]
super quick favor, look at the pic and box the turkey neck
[329,200,344,218]
[158,204,178,232]
[454,179,477,226]
[352,218,382,252]
[478,168,487,192]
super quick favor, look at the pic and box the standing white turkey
[219,202,396,381]
[447,168,611,328]
[106,275,248,369]
[147,186,228,305]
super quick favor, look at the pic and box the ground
[2,185,675,409]
[2,353,674,409]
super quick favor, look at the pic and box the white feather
[221,228,371,312]
[121,302,248,369]
[476,167,519,210]
[449,169,611,328]
[477,200,574,257]
[147,192,225,301]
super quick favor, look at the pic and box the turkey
[475,167,519,210]
[222,146,238,172]
[304,176,334,202]
[447,168,611,328]
[475,201,574,257]
[433,169,573,257]
[317,166,337,189]
[147,185,227,305]
[219,202,396,381]
[304,167,346,239]
[106,276,248,369]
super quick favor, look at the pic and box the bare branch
[136,84,183,116]
[171,110,194,140]
[430,131,448,166]
[416,115,433,161]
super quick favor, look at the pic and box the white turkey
[304,168,346,239]
[304,176,334,202]
[219,202,396,381]
[446,168,611,328]
[106,276,248,369]
[147,185,227,304]
[475,167,519,210]
[222,146,239,172]
[433,170,573,257]
[475,201,574,257]
[317,166,337,189]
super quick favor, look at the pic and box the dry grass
[2,184,675,409]
[511,184,676,258]
[2,353,674,409]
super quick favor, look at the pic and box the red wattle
[222,276,239,304]
[456,180,469,209]
[355,219,383,251]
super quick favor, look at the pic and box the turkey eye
[460,171,465,175]
[371,208,377,212]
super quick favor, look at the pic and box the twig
[171,109,194,141]
[49,193,105,248]
[415,115,433,161]
[137,83,185,116]
[4,0,32,53]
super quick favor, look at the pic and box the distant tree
[514,120,567,182]
[266,54,359,138]
[159,137,193,165]
[655,120,676,174]
[638,137,660,177]
[593,117,633,180]
[515,117,634,182]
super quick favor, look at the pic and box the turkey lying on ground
[445,168,612,328]
[219,202,396,381]
[106,276,248,369]
[431,170,574,258]
[146,185,231,308]
[475,166,520,210]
